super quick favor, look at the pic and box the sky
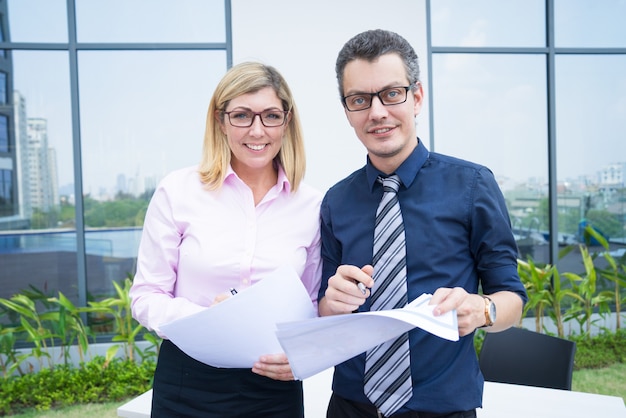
[7,0,626,197]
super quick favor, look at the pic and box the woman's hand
[252,353,295,381]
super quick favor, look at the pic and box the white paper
[275,294,459,380]
[160,266,317,368]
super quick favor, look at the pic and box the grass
[4,365,625,417]
[572,363,626,400]
[4,401,122,418]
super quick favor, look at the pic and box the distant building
[599,162,626,192]
[13,91,31,219]
[0,2,25,229]
[26,118,59,213]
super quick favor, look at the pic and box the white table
[118,368,626,418]
[479,381,625,417]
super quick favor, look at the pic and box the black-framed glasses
[342,85,415,112]
[222,109,289,127]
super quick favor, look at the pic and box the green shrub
[0,357,155,415]
[571,329,626,370]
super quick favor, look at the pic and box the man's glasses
[222,109,289,127]
[342,85,415,112]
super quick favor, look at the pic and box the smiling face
[342,53,424,174]
[218,86,289,178]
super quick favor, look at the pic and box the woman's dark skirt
[151,339,304,418]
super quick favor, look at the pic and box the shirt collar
[224,162,291,194]
[366,138,429,191]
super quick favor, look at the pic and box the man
[318,29,527,418]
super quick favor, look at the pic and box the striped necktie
[364,174,412,417]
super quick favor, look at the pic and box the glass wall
[0,0,230,326]
[2,0,625,331]
[428,0,626,270]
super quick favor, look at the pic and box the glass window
[0,168,13,216]
[0,13,5,58]
[0,72,6,104]
[0,0,231,323]
[430,0,545,47]
[75,0,225,43]
[7,0,68,43]
[77,49,226,299]
[431,53,549,263]
[0,51,75,303]
[0,114,7,152]
[555,0,626,48]
[556,55,626,263]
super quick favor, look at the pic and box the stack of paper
[159,266,317,368]
[159,267,459,379]
[275,294,459,380]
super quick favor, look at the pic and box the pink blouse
[130,165,322,337]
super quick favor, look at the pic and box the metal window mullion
[425,0,435,152]
[225,0,232,68]
[546,0,559,266]
[66,0,88,312]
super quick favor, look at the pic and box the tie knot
[378,174,401,193]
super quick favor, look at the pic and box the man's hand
[252,353,295,381]
[319,265,375,316]
[430,288,524,336]
[430,287,485,337]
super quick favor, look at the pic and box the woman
[130,62,322,417]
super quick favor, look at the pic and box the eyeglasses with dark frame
[342,84,416,112]
[222,109,290,127]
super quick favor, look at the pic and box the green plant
[79,276,145,363]
[570,329,626,369]
[45,293,93,366]
[0,356,155,415]
[517,257,579,338]
[585,227,626,331]
[0,294,55,373]
[517,258,552,332]
[562,244,614,337]
[1,277,161,381]
[0,328,23,377]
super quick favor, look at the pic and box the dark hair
[335,29,421,98]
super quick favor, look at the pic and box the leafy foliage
[570,329,626,370]
[0,357,155,415]
[517,226,626,339]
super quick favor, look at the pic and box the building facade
[0,0,624,326]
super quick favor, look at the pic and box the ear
[215,110,227,134]
[412,83,424,117]
[344,107,355,128]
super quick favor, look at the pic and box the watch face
[489,302,497,322]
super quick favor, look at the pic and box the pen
[357,282,367,295]
[229,288,238,295]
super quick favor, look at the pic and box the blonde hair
[199,62,306,192]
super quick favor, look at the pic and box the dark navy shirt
[319,139,527,414]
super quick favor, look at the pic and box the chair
[478,326,576,390]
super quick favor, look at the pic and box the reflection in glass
[432,53,549,263]
[556,55,626,267]
[0,114,7,152]
[0,72,6,104]
[76,0,225,43]
[0,51,75,303]
[78,50,226,299]
[555,0,626,48]
[6,0,68,43]
[0,167,12,216]
[430,0,545,47]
